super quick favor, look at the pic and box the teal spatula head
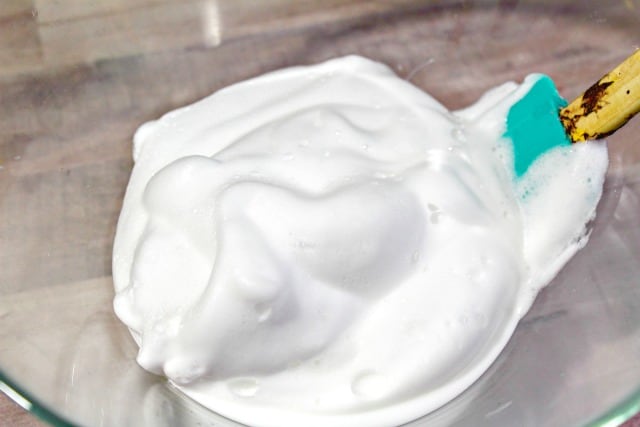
[504,75,571,177]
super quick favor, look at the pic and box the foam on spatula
[505,75,571,177]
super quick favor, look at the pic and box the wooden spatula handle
[560,49,640,142]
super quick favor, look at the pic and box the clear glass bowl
[1,1,639,426]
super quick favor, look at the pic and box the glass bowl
[1,1,639,426]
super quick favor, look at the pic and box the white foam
[112,56,607,427]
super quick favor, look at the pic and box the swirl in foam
[112,56,608,427]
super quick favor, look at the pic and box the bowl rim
[0,369,73,427]
[2,366,640,427]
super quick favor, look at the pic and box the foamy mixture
[112,56,608,427]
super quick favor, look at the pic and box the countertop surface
[1,0,640,426]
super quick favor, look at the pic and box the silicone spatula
[504,49,640,177]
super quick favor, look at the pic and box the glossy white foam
[112,56,607,427]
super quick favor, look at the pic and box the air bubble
[451,128,467,142]
[255,304,272,322]
[351,371,386,399]
[287,359,302,369]
[228,377,259,398]
[374,171,388,179]
[164,359,205,385]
